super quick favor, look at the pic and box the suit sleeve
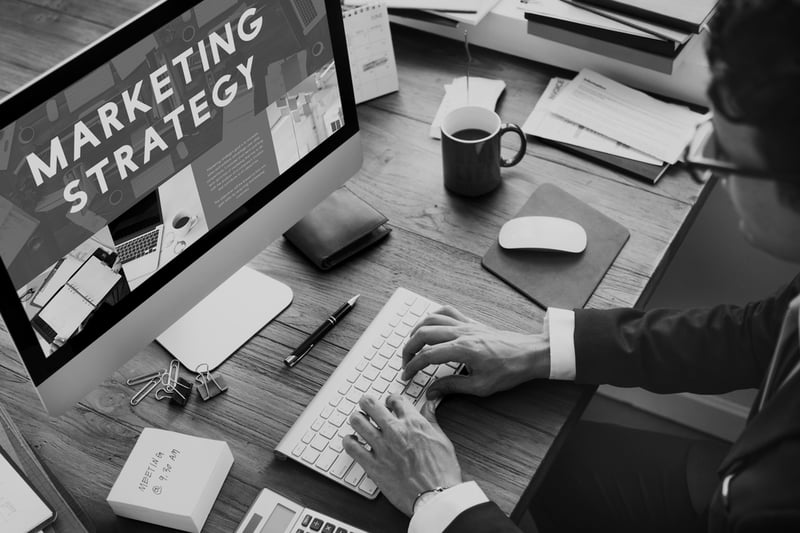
[572,274,800,394]
[443,502,524,533]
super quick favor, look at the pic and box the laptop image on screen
[290,0,325,35]
[108,190,164,287]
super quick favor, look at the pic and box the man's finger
[426,375,475,400]
[420,400,440,426]
[408,312,461,340]
[359,394,394,429]
[349,411,381,446]
[402,341,467,380]
[342,435,374,468]
[432,305,471,323]
[402,325,460,367]
[385,394,415,418]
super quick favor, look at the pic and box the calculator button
[322,524,336,533]
[335,528,348,533]
[302,515,312,526]
[310,518,324,531]
[295,529,305,533]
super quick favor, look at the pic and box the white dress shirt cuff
[546,308,576,381]
[408,481,489,533]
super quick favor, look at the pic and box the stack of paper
[523,69,705,182]
[344,0,501,25]
[429,76,507,139]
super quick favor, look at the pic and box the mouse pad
[482,183,630,310]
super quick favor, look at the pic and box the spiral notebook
[33,256,120,343]
[343,2,399,104]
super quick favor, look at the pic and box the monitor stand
[156,266,293,373]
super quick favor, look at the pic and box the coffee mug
[441,106,527,196]
[171,210,198,240]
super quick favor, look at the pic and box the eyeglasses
[682,116,796,184]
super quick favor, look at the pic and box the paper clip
[194,363,228,401]
[126,370,163,386]
[130,378,159,406]
[162,360,181,392]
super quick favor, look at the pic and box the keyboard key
[316,448,338,471]
[292,443,306,457]
[402,315,418,327]
[302,430,314,444]
[435,365,456,379]
[388,357,402,370]
[395,323,412,337]
[446,361,460,369]
[421,365,436,376]
[355,359,368,371]
[320,423,338,439]
[344,463,365,486]
[370,357,388,370]
[346,370,359,383]
[386,333,404,348]
[321,405,333,419]
[311,434,329,452]
[378,345,394,359]
[329,437,344,453]
[311,418,324,432]
[346,388,362,404]
[363,366,379,381]
[330,453,354,478]
[372,337,384,349]
[412,373,431,388]
[404,293,417,306]
[359,476,378,496]
[354,377,371,392]
[410,300,429,316]
[338,382,351,395]
[329,411,347,427]
[389,314,401,327]
[405,382,424,398]
[311,518,324,531]
[363,349,376,361]
[388,382,404,395]
[380,367,397,381]
[380,326,393,338]
[371,378,390,394]
[338,399,357,415]
[302,447,321,464]
[329,396,342,407]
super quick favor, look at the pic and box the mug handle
[499,123,527,168]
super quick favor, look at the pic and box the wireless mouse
[498,216,587,253]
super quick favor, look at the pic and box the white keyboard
[275,288,463,499]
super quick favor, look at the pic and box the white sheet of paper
[549,69,704,164]
[523,77,662,165]
[0,453,52,533]
[345,0,480,12]
[430,77,506,139]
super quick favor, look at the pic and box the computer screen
[0,0,360,414]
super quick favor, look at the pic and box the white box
[107,428,234,533]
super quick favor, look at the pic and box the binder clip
[195,363,228,401]
[155,376,194,407]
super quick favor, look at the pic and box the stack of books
[521,0,718,73]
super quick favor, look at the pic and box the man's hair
[708,0,800,210]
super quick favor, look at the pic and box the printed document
[524,77,662,164]
[549,69,704,164]
[430,77,506,139]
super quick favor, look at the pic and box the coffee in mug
[171,210,198,239]
[441,106,526,196]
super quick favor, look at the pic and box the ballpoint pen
[284,294,360,367]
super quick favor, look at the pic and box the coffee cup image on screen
[109,165,209,291]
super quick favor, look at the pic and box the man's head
[706,0,800,262]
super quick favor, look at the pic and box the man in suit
[341,0,800,531]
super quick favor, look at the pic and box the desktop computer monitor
[0,0,361,415]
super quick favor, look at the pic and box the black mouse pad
[482,183,630,310]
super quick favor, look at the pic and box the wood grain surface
[0,1,705,532]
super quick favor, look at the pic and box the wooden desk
[0,2,705,532]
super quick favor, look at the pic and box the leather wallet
[283,188,391,270]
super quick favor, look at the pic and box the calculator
[235,488,369,533]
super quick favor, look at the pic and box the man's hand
[342,394,462,517]
[402,305,551,399]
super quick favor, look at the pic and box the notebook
[575,0,719,33]
[482,184,629,309]
[34,256,121,342]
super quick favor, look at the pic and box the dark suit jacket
[446,274,800,533]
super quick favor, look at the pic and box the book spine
[523,13,677,57]
[576,0,700,33]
